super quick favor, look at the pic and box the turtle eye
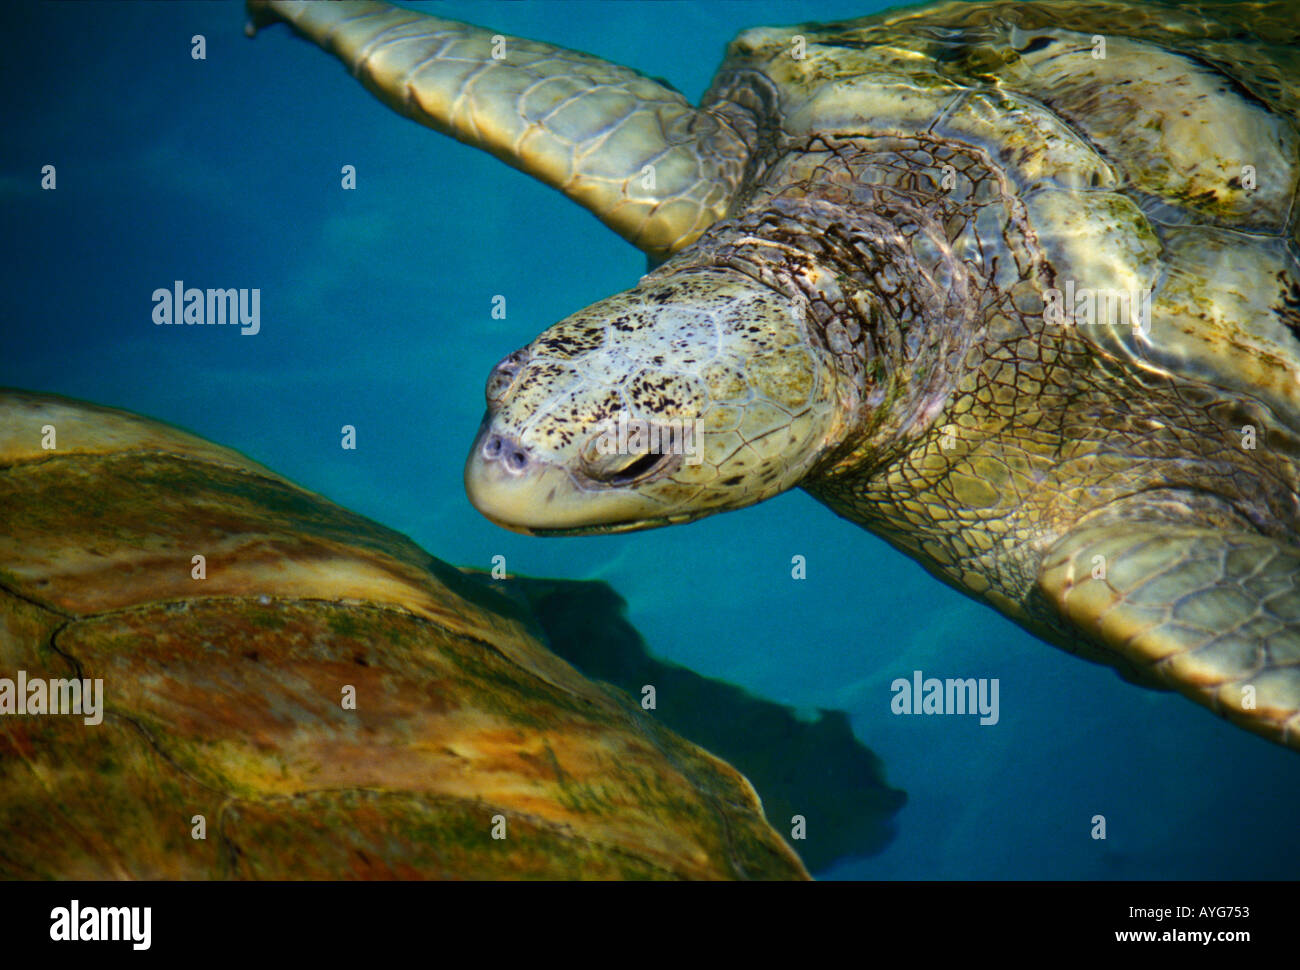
[584,449,677,486]
[486,350,528,406]
[579,428,682,486]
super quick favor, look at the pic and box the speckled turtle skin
[249,1,1300,750]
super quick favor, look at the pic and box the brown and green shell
[0,389,806,880]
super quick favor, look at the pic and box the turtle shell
[0,389,806,880]
[710,0,1300,428]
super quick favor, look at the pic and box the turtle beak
[463,420,679,535]
[463,423,567,534]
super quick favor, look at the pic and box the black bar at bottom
[0,880,1282,957]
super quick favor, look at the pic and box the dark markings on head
[1276,272,1300,343]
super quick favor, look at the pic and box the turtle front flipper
[246,0,749,257]
[1038,492,1300,750]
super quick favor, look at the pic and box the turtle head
[464,268,856,535]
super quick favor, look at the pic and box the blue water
[4,0,1297,879]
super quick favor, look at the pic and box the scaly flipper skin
[1039,492,1300,749]
[246,0,750,256]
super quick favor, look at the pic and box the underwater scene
[3,0,1298,881]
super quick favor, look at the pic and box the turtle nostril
[479,430,532,475]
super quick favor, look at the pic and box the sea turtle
[247,1,1300,751]
[0,389,807,879]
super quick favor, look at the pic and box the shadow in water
[471,571,907,874]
